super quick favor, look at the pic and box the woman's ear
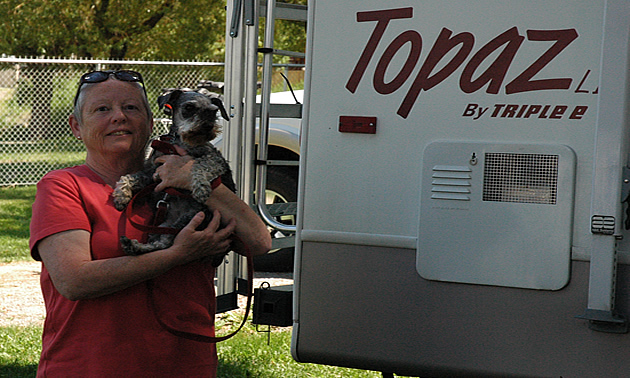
[69,114,82,140]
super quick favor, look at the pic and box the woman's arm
[205,184,272,256]
[38,210,235,300]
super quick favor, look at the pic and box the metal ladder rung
[260,0,308,21]
[259,47,305,59]
[267,202,298,217]
[269,49,306,59]
[271,236,296,250]
[266,160,299,167]
[255,103,302,118]
[256,159,299,167]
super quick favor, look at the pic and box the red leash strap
[151,139,180,155]
[125,183,181,235]
[148,235,254,343]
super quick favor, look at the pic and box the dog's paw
[112,177,135,211]
[120,236,143,256]
[190,151,230,204]
[112,193,131,211]
[120,236,170,256]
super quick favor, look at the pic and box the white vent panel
[418,141,576,290]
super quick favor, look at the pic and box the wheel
[253,166,298,272]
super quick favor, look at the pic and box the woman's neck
[85,155,144,187]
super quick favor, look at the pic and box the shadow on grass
[218,358,260,378]
[0,360,260,378]
[1,362,262,378]
[0,363,38,378]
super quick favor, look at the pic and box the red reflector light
[339,116,377,134]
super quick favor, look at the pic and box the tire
[253,166,298,272]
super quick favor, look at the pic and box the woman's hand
[170,210,236,264]
[153,146,193,192]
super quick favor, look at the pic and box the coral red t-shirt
[30,165,218,377]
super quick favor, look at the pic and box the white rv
[221,0,630,376]
[289,0,630,376]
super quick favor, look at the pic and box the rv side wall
[294,0,630,376]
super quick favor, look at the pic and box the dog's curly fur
[112,88,235,257]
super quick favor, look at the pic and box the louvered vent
[483,153,559,205]
[431,165,472,201]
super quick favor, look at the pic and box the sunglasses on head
[73,70,146,106]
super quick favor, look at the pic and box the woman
[29,70,271,377]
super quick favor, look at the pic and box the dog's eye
[182,103,197,117]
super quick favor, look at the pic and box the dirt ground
[0,261,292,327]
[0,261,45,326]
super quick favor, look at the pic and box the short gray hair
[72,80,153,125]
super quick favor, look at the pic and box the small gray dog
[112,88,236,257]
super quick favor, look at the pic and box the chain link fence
[0,58,229,186]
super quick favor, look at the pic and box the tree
[0,0,228,138]
[0,0,309,61]
[0,0,227,61]
[0,0,306,137]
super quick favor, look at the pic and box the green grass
[0,185,387,377]
[0,185,36,262]
[0,322,381,378]
[0,325,41,377]
[0,151,85,164]
[0,147,85,186]
[216,324,382,377]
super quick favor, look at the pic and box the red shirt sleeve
[29,170,92,261]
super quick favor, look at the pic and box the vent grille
[483,153,558,205]
[431,165,472,201]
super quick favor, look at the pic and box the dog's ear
[157,90,173,112]
[196,88,230,121]
[210,97,230,120]
[157,89,182,116]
